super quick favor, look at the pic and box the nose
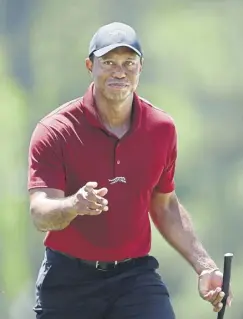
[112,65,126,78]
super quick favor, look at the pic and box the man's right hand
[72,182,109,216]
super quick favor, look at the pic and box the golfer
[28,22,232,319]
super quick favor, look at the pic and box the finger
[228,287,233,305]
[86,208,103,215]
[84,182,98,192]
[205,287,220,301]
[93,188,108,203]
[86,192,108,207]
[86,195,109,209]
[201,290,213,301]
[87,200,108,211]
[78,205,103,216]
[212,293,224,307]
[87,201,103,210]
[85,190,99,202]
[211,289,225,306]
[86,205,109,215]
[227,296,232,307]
[213,302,223,312]
[202,289,223,305]
[96,196,108,206]
[95,187,108,197]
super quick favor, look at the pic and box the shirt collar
[82,82,142,133]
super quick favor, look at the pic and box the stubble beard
[104,86,133,102]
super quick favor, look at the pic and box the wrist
[198,267,220,277]
[62,196,78,219]
[194,256,219,275]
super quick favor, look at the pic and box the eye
[103,60,114,65]
[126,61,136,66]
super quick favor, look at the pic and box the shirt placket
[113,140,122,179]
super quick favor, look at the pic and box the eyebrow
[127,57,137,60]
[100,56,138,61]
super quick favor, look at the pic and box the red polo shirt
[28,83,177,261]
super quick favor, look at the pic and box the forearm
[30,196,77,232]
[151,198,218,275]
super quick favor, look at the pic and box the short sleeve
[27,122,65,191]
[154,123,177,194]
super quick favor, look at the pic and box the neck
[94,88,133,128]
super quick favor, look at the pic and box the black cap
[89,22,143,58]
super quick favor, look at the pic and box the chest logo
[108,177,127,184]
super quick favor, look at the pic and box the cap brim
[93,43,142,57]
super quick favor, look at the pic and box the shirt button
[117,160,120,164]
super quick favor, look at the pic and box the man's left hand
[198,269,233,312]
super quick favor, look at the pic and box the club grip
[217,253,233,319]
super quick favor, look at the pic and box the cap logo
[109,30,126,42]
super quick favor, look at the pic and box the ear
[85,58,93,73]
[139,57,144,73]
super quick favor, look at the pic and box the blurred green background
[1,0,242,318]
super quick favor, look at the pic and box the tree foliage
[1,1,243,318]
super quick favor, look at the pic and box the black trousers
[34,248,176,319]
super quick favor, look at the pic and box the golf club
[217,253,233,319]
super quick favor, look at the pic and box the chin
[104,89,132,101]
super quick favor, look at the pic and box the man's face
[86,47,143,102]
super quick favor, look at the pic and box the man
[28,22,232,319]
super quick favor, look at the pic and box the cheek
[129,65,141,81]
[129,71,140,85]
[93,71,107,85]
[92,65,106,79]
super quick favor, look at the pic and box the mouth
[107,82,129,90]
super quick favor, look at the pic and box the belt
[82,258,133,271]
[49,248,134,271]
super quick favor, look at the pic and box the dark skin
[85,47,143,138]
[29,46,232,312]
[150,191,232,312]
